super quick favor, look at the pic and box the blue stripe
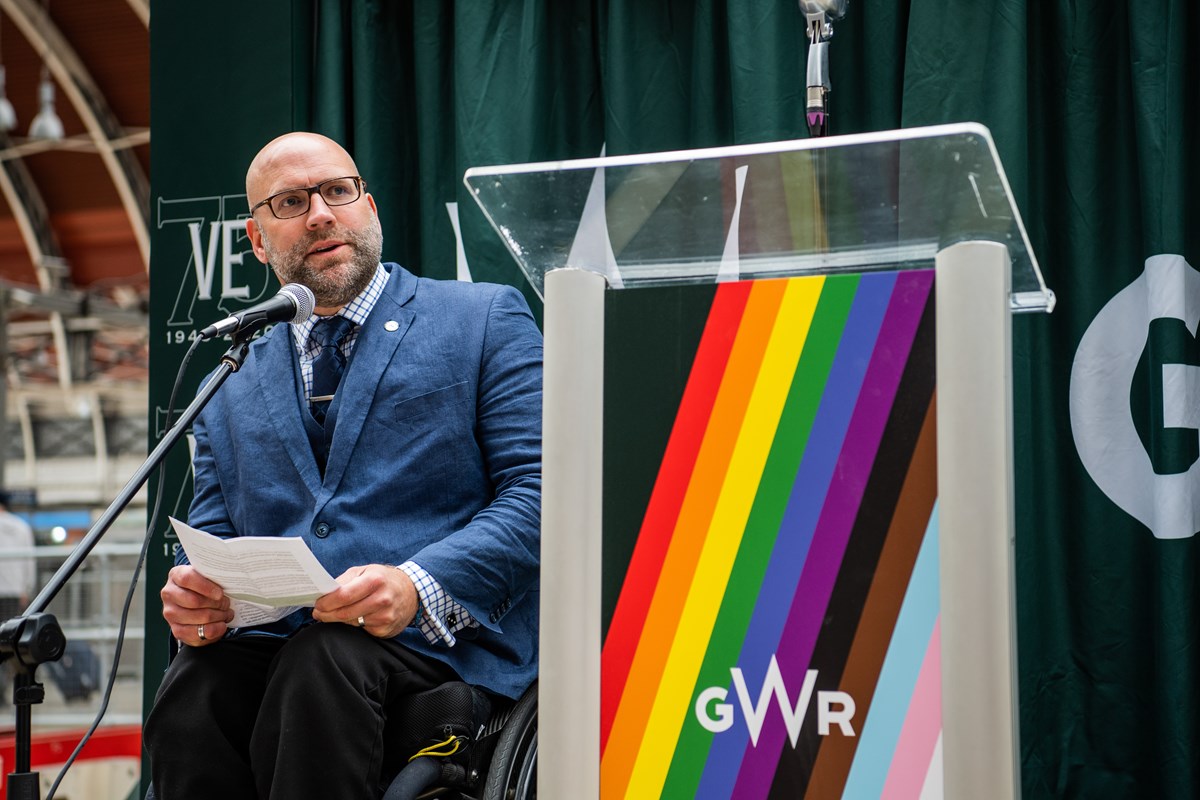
[696,271,898,798]
[841,502,940,799]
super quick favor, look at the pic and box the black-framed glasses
[251,176,366,220]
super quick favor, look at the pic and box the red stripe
[600,280,752,752]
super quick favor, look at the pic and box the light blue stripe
[841,502,940,799]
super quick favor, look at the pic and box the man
[144,132,542,799]
[0,490,35,622]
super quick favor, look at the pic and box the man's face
[256,210,383,310]
[245,136,383,311]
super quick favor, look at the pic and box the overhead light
[0,66,16,133]
[28,68,63,141]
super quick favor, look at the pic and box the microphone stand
[0,331,257,800]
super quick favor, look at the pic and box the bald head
[243,131,381,313]
[245,132,361,210]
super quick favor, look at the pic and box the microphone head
[278,283,316,323]
[799,0,847,20]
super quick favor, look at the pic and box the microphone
[198,283,316,340]
[799,0,848,138]
[805,36,831,138]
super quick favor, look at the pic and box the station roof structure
[0,0,149,502]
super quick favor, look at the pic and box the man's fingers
[173,619,229,647]
[334,565,369,583]
[168,565,227,601]
[160,590,229,621]
[312,564,417,636]
[162,565,234,630]
[314,567,379,613]
[162,566,230,618]
[162,600,235,626]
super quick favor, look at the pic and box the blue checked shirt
[291,263,478,646]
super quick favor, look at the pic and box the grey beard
[263,218,383,308]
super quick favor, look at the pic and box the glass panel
[465,123,1053,313]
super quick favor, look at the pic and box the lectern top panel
[465,123,1053,313]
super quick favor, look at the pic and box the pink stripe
[881,618,943,800]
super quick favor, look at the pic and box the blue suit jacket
[185,264,542,699]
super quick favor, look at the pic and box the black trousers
[144,623,460,800]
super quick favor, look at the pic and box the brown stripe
[802,391,938,799]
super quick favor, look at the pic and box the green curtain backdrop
[302,1,1200,800]
[147,1,1198,797]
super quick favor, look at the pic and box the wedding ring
[356,616,366,627]
[197,624,207,642]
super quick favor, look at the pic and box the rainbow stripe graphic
[601,270,940,799]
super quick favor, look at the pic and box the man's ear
[246,218,269,265]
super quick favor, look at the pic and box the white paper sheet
[169,517,340,627]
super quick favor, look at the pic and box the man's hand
[312,564,419,638]
[161,565,234,647]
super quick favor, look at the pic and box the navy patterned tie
[309,315,355,424]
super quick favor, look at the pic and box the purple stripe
[731,270,934,799]
[696,272,898,798]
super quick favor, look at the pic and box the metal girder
[0,131,62,289]
[0,130,74,388]
[125,0,148,28]
[0,0,150,270]
[0,278,147,328]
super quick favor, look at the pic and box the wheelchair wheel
[481,682,537,800]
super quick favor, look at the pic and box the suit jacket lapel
[255,328,323,497]
[319,267,416,498]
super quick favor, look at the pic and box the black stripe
[767,282,937,799]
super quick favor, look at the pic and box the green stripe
[660,274,860,798]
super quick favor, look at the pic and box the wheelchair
[145,679,537,800]
[385,679,538,800]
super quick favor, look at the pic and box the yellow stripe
[603,280,786,798]
[625,276,825,797]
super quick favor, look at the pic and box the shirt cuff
[397,561,478,646]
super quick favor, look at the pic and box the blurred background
[0,0,147,797]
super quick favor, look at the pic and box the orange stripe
[601,281,752,749]
[601,278,788,799]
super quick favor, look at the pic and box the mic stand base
[0,611,66,798]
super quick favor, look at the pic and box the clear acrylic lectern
[467,123,1052,800]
